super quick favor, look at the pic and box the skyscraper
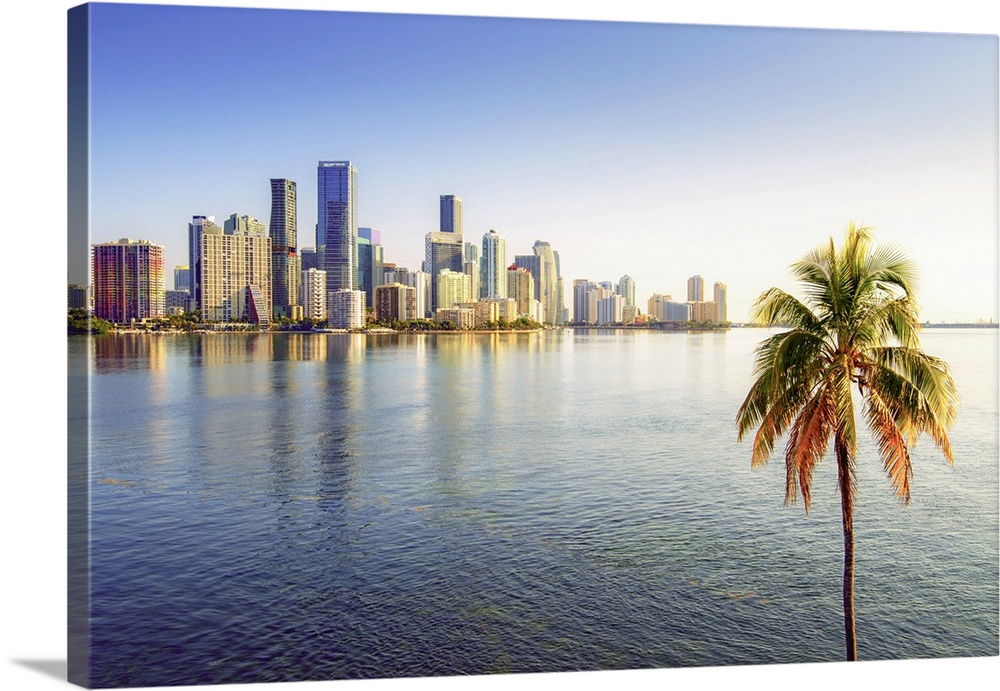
[617,275,636,307]
[317,161,358,294]
[424,231,464,312]
[533,240,558,324]
[440,194,462,234]
[714,281,728,322]
[270,178,298,318]
[188,215,220,305]
[173,266,190,292]
[687,274,705,302]
[92,238,165,323]
[357,227,384,309]
[199,219,271,324]
[480,229,507,299]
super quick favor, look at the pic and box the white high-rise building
[437,269,472,310]
[300,268,327,321]
[480,229,507,299]
[328,289,364,329]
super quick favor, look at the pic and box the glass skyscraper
[440,194,462,234]
[317,161,358,294]
[270,178,298,318]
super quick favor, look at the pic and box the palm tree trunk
[836,435,858,661]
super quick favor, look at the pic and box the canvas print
[66,2,998,689]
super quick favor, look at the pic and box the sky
[3,4,1000,691]
[76,1,998,324]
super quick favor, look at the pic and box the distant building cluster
[82,159,726,329]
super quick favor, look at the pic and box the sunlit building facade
[92,238,165,323]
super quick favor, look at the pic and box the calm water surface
[80,328,999,687]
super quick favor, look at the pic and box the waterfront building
[173,266,190,292]
[533,241,559,324]
[648,293,690,322]
[385,267,431,318]
[507,264,535,317]
[618,275,636,307]
[317,160,358,296]
[437,268,472,310]
[440,194,462,234]
[269,178,299,319]
[374,283,417,322]
[68,284,90,310]
[687,274,705,302]
[188,215,220,304]
[435,306,475,330]
[424,231,464,312]
[714,282,728,322]
[92,238,165,323]
[514,254,543,303]
[458,300,499,328]
[300,268,327,321]
[480,229,507,299]
[357,227,384,310]
[622,304,640,324]
[199,219,271,325]
[597,293,624,325]
[573,279,597,324]
[165,289,190,315]
[482,297,520,322]
[691,300,719,323]
[328,289,365,328]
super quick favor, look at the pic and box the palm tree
[735,222,958,661]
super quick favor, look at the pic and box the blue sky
[80,2,998,323]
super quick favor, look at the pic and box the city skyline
[77,2,999,324]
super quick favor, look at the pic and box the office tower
[300,268,327,321]
[173,266,190,292]
[437,269,472,310]
[464,242,479,263]
[300,247,318,272]
[374,283,417,322]
[533,241,558,323]
[687,274,705,302]
[552,249,567,324]
[507,264,535,317]
[357,227,384,310]
[440,194,462,234]
[92,238,165,322]
[714,282,728,322]
[317,160,358,295]
[328,289,364,329]
[424,231,464,312]
[188,215,220,304]
[573,279,593,324]
[67,284,90,310]
[199,219,271,324]
[618,275,635,307]
[270,178,298,319]
[480,229,507,299]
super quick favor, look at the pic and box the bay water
[78,328,999,687]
